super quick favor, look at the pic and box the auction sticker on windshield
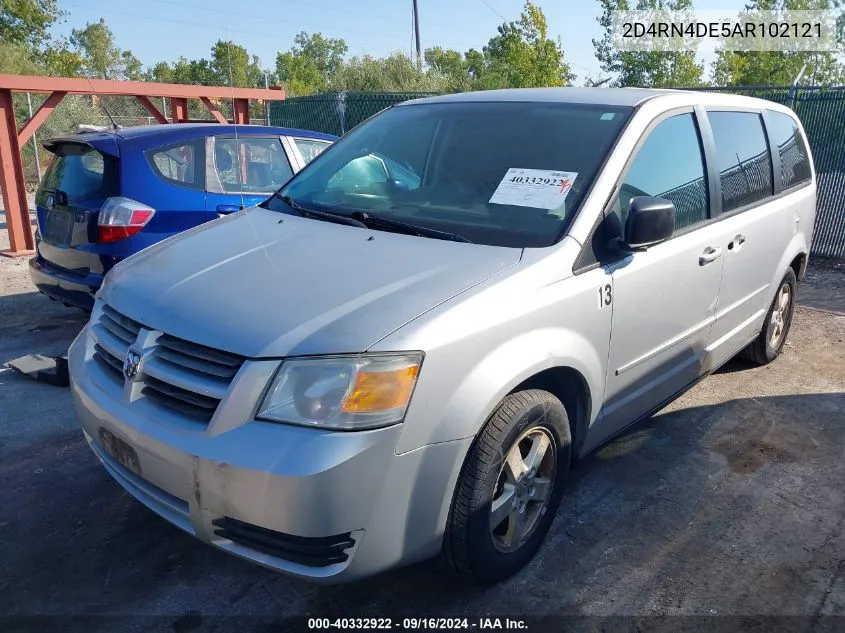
[489,168,578,210]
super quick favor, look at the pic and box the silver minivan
[68,88,816,584]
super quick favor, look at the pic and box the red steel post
[170,97,188,123]
[233,98,250,125]
[0,89,35,256]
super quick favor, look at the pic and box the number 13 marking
[598,283,612,308]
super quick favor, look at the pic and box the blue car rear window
[40,145,120,202]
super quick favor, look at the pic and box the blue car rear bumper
[29,256,103,310]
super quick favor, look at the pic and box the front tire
[443,389,571,584]
[741,268,797,365]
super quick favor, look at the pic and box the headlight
[257,353,423,430]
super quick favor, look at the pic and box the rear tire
[442,389,571,584]
[740,268,797,365]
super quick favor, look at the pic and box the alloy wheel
[768,283,792,348]
[489,426,556,553]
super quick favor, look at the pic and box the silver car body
[68,88,816,582]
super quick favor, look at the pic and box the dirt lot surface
[1,221,844,632]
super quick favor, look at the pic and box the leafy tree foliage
[327,53,452,92]
[276,32,348,95]
[594,0,705,87]
[423,2,573,91]
[480,1,573,88]
[70,19,143,80]
[0,0,61,48]
[712,0,845,86]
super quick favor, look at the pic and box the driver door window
[614,113,708,233]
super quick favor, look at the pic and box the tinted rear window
[707,111,773,213]
[39,144,120,201]
[766,111,812,190]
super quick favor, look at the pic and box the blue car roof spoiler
[42,133,120,158]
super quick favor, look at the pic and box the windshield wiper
[350,211,473,243]
[269,193,367,229]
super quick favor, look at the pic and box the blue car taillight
[97,196,156,244]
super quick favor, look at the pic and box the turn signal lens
[341,364,420,413]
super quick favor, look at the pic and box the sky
[52,0,744,83]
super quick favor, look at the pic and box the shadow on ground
[1,392,842,631]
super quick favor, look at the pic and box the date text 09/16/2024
[307,617,528,630]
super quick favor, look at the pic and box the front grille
[93,343,123,380]
[90,303,245,423]
[141,375,221,421]
[101,304,142,344]
[212,517,355,568]
[156,334,243,380]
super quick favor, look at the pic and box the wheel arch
[511,366,592,461]
[790,251,808,282]
[769,234,809,305]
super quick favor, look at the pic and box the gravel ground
[1,223,844,632]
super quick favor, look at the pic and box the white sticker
[489,168,578,210]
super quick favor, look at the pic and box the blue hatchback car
[29,124,336,309]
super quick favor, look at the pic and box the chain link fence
[15,93,269,191]
[268,92,433,137]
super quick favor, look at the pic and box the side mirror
[622,196,676,251]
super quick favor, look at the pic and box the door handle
[728,234,746,251]
[216,204,243,215]
[699,246,722,265]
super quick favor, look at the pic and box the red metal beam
[135,95,169,124]
[233,98,250,125]
[17,91,67,146]
[0,74,286,101]
[0,89,35,256]
[200,97,228,124]
[170,97,188,123]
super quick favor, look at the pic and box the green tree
[480,1,574,88]
[0,41,41,75]
[424,47,476,91]
[210,40,264,87]
[328,52,451,92]
[43,41,84,77]
[712,0,845,85]
[70,18,143,80]
[593,0,705,87]
[0,0,61,49]
[147,57,217,85]
[275,32,348,95]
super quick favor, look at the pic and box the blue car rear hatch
[34,133,123,280]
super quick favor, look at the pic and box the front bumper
[68,327,471,582]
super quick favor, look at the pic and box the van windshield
[265,101,632,247]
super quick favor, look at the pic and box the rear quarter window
[145,139,205,190]
[39,145,119,201]
[766,111,812,190]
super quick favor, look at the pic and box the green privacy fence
[271,87,845,260]
[269,92,433,137]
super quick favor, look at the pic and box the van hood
[100,207,521,358]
